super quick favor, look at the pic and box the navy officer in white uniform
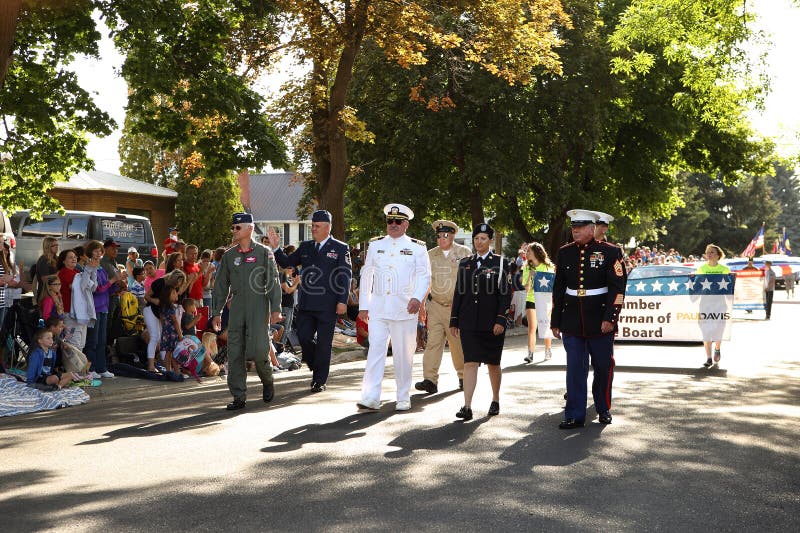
[357,204,431,411]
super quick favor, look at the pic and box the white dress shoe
[395,400,411,411]
[356,399,380,410]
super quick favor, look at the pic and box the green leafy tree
[173,171,243,250]
[768,162,800,250]
[344,0,775,257]
[118,115,182,189]
[270,0,570,239]
[104,0,288,239]
[0,0,113,216]
[660,172,780,257]
[655,176,710,254]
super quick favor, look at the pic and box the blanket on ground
[0,374,90,417]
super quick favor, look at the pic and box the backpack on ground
[120,291,144,335]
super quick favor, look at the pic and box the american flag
[742,224,764,258]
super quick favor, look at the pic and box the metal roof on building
[55,170,178,198]
[249,172,310,222]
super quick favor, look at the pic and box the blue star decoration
[627,274,735,296]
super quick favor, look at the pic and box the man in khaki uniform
[415,220,472,394]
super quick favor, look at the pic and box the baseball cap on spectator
[103,238,120,248]
[127,246,138,254]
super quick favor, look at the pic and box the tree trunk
[317,2,370,240]
[544,215,567,259]
[0,0,22,89]
[469,184,484,229]
[508,194,534,243]
[310,57,331,216]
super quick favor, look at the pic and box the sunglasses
[436,233,452,239]
[386,218,405,225]
[231,225,243,231]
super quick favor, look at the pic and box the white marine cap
[566,209,598,226]
[383,203,414,221]
[593,211,614,225]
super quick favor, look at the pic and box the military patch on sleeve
[614,259,624,277]
[614,294,624,305]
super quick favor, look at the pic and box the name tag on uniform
[245,256,257,263]
[400,249,413,255]
[377,250,385,254]
[327,252,338,259]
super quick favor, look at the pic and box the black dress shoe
[488,401,500,416]
[226,397,246,410]
[459,379,464,391]
[598,411,612,424]
[262,382,275,403]
[455,406,473,420]
[310,382,327,393]
[559,418,585,429]
[414,379,438,394]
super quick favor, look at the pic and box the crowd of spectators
[0,227,333,387]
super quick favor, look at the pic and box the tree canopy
[343,0,776,254]
[269,0,571,238]
[0,0,113,216]
[103,0,288,248]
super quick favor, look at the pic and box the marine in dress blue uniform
[551,210,626,428]
[269,210,352,392]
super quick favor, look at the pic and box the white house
[238,171,311,246]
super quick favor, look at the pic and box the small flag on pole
[742,223,765,258]
[780,227,792,256]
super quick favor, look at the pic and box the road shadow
[497,412,607,473]
[385,416,491,458]
[76,410,236,445]
[0,468,54,494]
[262,410,395,453]
[262,391,461,453]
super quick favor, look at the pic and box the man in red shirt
[182,245,203,306]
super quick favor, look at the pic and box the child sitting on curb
[26,328,78,390]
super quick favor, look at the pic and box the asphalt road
[2,293,799,532]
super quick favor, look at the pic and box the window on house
[298,224,305,241]
[283,223,290,245]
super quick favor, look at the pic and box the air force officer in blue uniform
[269,210,352,392]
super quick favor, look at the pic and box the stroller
[2,296,40,370]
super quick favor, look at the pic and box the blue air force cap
[312,210,332,223]
[232,212,253,224]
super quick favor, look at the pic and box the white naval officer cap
[566,209,598,227]
[383,203,414,220]
[593,211,614,225]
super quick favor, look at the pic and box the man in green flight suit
[212,213,282,411]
